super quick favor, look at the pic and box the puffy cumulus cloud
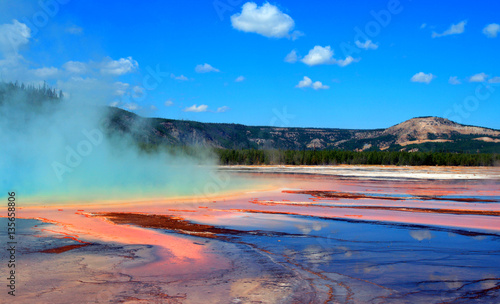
[164,100,174,106]
[0,19,31,54]
[302,45,334,66]
[448,76,461,85]
[284,49,298,63]
[195,63,220,73]
[217,106,230,112]
[355,40,378,50]
[411,72,435,84]
[184,104,208,112]
[295,76,329,90]
[235,76,245,82]
[231,2,297,39]
[100,56,138,75]
[469,72,488,82]
[432,20,466,38]
[301,45,358,67]
[63,61,88,74]
[483,23,500,38]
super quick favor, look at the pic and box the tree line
[216,149,499,166]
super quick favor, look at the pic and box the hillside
[1,81,498,153]
[106,107,500,153]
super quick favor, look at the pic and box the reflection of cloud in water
[472,235,487,241]
[301,245,333,265]
[429,274,461,289]
[361,263,394,274]
[294,222,328,235]
[409,230,434,241]
[336,246,352,258]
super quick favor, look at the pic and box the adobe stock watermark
[339,0,407,58]
[269,106,295,128]
[213,0,244,21]
[19,0,70,40]
[192,170,232,205]
[51,128,103,182]
[444,81,496,124]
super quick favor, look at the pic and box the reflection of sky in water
[199,213,500,302]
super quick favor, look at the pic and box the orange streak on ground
[19,208,231,276]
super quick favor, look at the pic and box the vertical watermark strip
[6,191,16,296]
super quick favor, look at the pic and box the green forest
[216,149,499,166]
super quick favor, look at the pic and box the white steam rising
[0,85,234,204]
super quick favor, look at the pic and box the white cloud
[124,103,139,111]
[113,82,129,96]
[296,76,312,88]
[336,56,358,67]
[312,81,328,90]
[448,76,461,85]
[132,86,144,98]
[483,23,500,38]
[488,76,500,83]
[302,45,334,66]
[184,104,208,112]
[411,72,435,84]
[32,67,59,79]
[195,63,220,73]
[355,40,378,50]
[301,45,358,67]
[63,61,88,74]
[432,20,466,38]
[100,56,138,75]
[171,73,189,81]
[289,30,304,41]
[420,23,427,29]
[164,100,174,106]
[295,76,329,90]
[0,20,31,54]
[217,106,230,112]
[235,76,245,82]
[230,2,296,39]
[409,230,434,241]
[469,72,488,82]
[66,25,83,35]
[284,49,298,63]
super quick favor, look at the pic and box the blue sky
[0,0,499,129]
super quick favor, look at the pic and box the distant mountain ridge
[2,81,497,153]
[106,108,500,153]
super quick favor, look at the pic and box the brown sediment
[92,212,298,241]
[249,199,500,216]
[93,212,235,239]
[283,190,498,203]
[40,243,91,254]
